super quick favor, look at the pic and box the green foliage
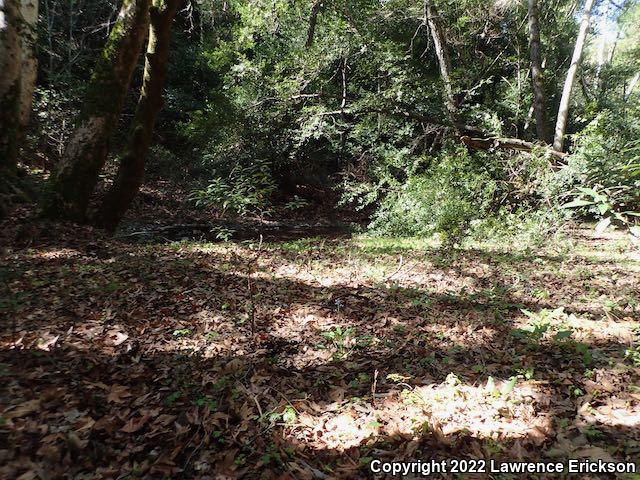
[361,145,501,242]
[29,0,640,238]
[563,112,640,234]
[320,326,356,359]
[189,158,277,217]
[625,346,640,367]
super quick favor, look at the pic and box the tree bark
[41,0,151,221]
[95,0,182,232]
[305,0,322,48]
[0,0,22,174]
[527,0,548,143]
[425,0,457,127]
[552,0,595,152]
[18,0,38,133]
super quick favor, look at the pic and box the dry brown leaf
[4,399,41,419]
[107,384,132,404]
[120,413,151,433]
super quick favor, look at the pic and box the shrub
[366,145,501,243]
[562,111,640,233]
[189,158,276,217]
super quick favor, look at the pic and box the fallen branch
[460,135,568,159]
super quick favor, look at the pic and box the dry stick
[241,384,264,418]
[267,386,303,416]
[384,255,404,282]
[371,369,379,407]
[298,459,331,480]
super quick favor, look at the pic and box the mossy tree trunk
[305,0,321,48]
[41,0,151,221]
[0,0,22,174]
[95,0,183,232]
[18,0,38,134]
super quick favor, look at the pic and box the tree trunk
[0,0,22,174]
[18,0,38,133]
[41,0,151,221]
[527,0,548,143]
[552,0,595,152]
[425,0,457,127]
[626,71,640,100]
[305,0,321,48]
[95,0,182,232]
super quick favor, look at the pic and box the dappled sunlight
[3,229,640,478]
[3,0,640,475]
[286,376,553,452]
[510,308,637,344]
[24,247,85,260]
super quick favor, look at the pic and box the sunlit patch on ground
[287,376,553,451]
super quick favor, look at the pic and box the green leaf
[554,329,573,341]
[282,406,297,425]
[486,376,496,393]
[501,376,518,396]
[577,187,599,197]
[597,203,611,215]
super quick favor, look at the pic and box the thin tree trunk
[18,0,38,133]
[527,0,548,142]
[42,0,151,221]
[305,0,321,48]
[0,0,22,174]
[95,0,182,232]
[425,0,457,128]
[552,0,595,152]
[626,72,640,99]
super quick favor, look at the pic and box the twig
[372,369,379,407]
[243,385,264,418]
[385,255,404,281]
[297,459,331,480]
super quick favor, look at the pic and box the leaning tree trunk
[41,0,151,221]
[627,71,640,100]
[425,0,457,128]
[0,0,22,174]
[552,0,595,152]
[18,0,38,134]
[95,0,182,232]
[527,0,548,143]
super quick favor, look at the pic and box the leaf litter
[1,222,640,478]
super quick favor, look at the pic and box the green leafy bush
[562,111,640,233]
[361,146,502,243]
[190,158,276,217]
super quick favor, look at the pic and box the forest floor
[2,211,640,479]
